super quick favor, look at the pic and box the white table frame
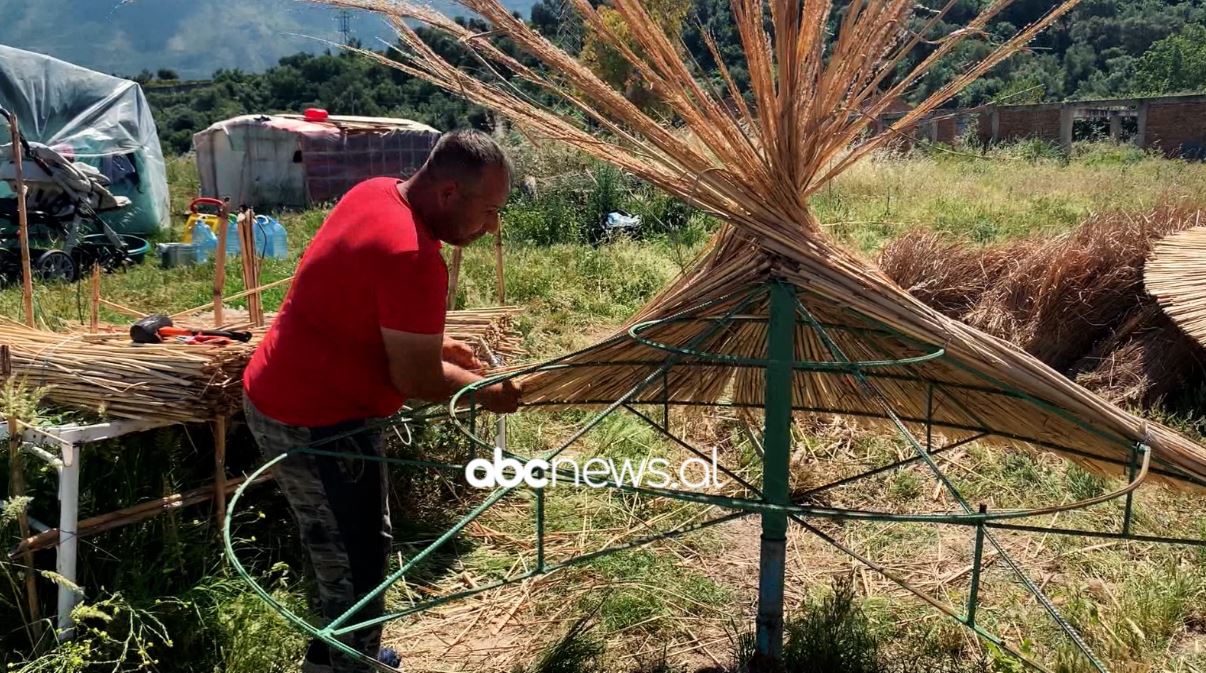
[2,418,176,637]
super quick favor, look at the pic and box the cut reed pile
[878,206,1206,407]
[0,321,253,423]
[1146,224,1206,348]
[329,0,1206,488]
[875,229,1024,318]
[0,308,524,424]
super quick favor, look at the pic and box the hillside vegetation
[144,0,1206,153]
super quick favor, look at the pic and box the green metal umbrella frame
[225,280,1204,673]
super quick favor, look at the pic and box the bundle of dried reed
[1072,306,1205,406]
[876,229,1022,318]
[0,322,252,423]
[967,207,1197,371]
[327,0,1206,486]
[879,207,1206,406]
[1146,224,1206,348]
[0,307,524,424]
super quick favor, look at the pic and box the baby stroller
[0,106,148,283]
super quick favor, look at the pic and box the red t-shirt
[244,177,447,427]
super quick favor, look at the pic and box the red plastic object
[304,108,330,122]
[189,197,226,215]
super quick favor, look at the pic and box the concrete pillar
[1136,100,1150,148]
[1059,105,1075,155]
[1109,113,1123,142]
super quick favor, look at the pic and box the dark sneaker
[377,647,402,670]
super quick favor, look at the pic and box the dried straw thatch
[328,0,1206,487]
[1146,224,1206,348]
[876,229,1023,318]
[1,308,523,424]
[879,207,1206,406]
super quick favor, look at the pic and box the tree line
[146,0,1206,155]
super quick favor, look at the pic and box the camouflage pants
[244,394,393,673]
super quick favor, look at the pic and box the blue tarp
[0,45,169,235]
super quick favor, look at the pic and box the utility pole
[337,10,352,46]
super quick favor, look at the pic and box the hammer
[130,314,252,344]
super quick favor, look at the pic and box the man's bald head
[405,129,513,247]
[419,129,512,192]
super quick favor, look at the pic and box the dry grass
[824,145,1206,252]
[874,229,1021,318]
[878,206,1206,407]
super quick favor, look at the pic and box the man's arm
[381,328,520,412]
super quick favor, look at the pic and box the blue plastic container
[256,215,289,259]
[225,219,241,257]
[192,220,219,263]
[226,215,275,257]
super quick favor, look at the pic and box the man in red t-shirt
[243,130,520,673]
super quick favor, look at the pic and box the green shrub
[781,574,881,673]
[1073,142,1153,166]
[625,187,693,235]
[994,139,1064,164]
[504,192,587,245]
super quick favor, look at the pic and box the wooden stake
[494,230,506,304]
[446,246,464,310]
[89,264,100,333]
[238,212,251,321]
[212,203,229,327]
[254,212,264,326]
[6,112,34,327]
[212,416,227,526]
[238,209,264,327]
[251,211,264,326]
[172,276,292,319]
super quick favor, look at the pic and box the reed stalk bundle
[325,0,1206,486]
[878,208,1206,406]
[0,308,523,424]
[1146,224,1206,349]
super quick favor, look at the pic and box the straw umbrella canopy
[326,0,1206,488]
[1146,224,1206,350]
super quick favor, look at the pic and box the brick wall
[1144,101,1206,158]
[996,107,1061,142]
[977,112,993,144]
[933,116,959,144]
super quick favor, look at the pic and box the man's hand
[382,328,517,409]
[442,337,483,371]
[479,378,522,414]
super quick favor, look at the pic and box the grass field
[2,141,1205,673]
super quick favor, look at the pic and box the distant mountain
[0,0,537,79]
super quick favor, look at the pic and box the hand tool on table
[129,314,252,345]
